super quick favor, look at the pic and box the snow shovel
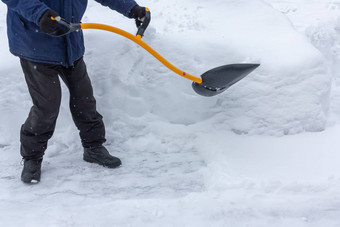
[52,9,260,97]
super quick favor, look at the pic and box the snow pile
[266,0,340,124]
[83,0,331,136]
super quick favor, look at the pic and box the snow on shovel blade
[192,63,260,97]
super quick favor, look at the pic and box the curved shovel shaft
[52,11,202,84]
[80,23,202,84]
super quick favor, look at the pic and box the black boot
[21,158,42,184]
[83,146,121,168]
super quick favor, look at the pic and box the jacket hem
[10,49,84,66]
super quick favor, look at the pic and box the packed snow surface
[1,0,340,226]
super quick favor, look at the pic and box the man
[1,0,147,184]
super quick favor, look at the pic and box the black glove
[129,5,146,28]
[38,9,60,35]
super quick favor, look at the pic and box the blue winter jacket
[1,0,137,66]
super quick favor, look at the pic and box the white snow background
[1,0,340,226]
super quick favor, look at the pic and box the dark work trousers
[20,57,106,160]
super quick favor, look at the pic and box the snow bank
[266,0,340,126]
[83,0,331,136]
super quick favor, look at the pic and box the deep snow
[1,0,340,226]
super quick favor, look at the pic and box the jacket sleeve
[94,0,137,18]
[1,0,49,25]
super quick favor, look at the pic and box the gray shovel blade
[192,63,260,97]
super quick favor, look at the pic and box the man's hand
[129,5,146,28]
[38,9,60,35]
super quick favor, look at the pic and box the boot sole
[83,156,122,168]
[21,177,40,184]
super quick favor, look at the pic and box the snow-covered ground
[1,0,340,226]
